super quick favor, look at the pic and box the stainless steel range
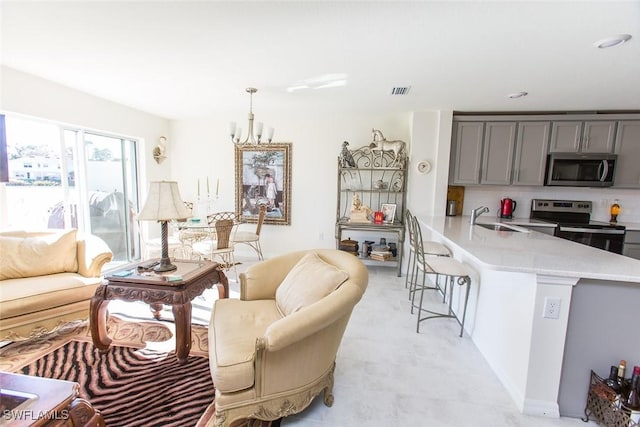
[530,199,626,254]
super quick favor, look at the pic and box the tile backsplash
[460,186,640,224]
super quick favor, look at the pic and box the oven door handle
[558,226,625,235]
[598,159,609,182]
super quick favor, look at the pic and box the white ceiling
[2,1,639,120]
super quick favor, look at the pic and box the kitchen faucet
[470,206,490,225]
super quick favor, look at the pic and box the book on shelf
[370,250,392,256]
[370,252,393,261]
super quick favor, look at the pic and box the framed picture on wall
[235,143,292,225]
[381,203,396,224]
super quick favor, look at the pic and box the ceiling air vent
[391,86,411,95]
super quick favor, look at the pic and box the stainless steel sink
[476,223,526,232]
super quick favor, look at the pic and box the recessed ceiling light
[594,34,632,49]
[508,92,528,99]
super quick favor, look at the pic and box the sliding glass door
[2,114,142,264]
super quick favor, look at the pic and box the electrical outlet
[543,297,561,319]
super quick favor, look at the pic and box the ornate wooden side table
[90,259,227,364]
[0,371,104,427]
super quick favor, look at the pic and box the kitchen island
[415,215,640,419]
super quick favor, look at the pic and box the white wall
[169,112,412,258]
[0,66,171,232]
[0,66,171,184]
[407,110,453,218]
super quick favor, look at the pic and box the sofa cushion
[275,252,349,316]
[209,299,283,393]
[0,230,79,280]
[0,273,102,319]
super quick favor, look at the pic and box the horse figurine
[369,128,406,167]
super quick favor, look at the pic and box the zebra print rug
[20,339,215,427]
[1,319,278,427]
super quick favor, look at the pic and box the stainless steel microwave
[545,153,617,187]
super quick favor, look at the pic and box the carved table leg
[89,287,112,352]
[217,268,229,299]
[149,303,164,320]
[215,283,226,300]
[172,302,193,364]
[68,397,105,427]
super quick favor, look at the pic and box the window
[1,113,143,265]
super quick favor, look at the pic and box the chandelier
[230,87,274,145]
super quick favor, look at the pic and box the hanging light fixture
[230,87,274,145]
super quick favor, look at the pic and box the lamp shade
[137,181,191,221]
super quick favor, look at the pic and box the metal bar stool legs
[404,210,417,290]
[406,210,451,302]
[414,256,471,337]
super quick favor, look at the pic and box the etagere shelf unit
[335,144,407,276]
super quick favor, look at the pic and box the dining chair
[191,212,238,281]
[139,201,193,260]
[233,204,267,260]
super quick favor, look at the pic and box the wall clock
[416,160,431,175]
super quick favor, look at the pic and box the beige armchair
[208,249,368,427]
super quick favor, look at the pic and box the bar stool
[404,210,450,301]
[410,219,471,337]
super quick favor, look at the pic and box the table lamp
[137,181,191,272]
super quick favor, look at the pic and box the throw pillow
[275,252,349,316]
[0,230,79,280]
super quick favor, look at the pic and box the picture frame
[381,203,396,224]
[235,143,292,225]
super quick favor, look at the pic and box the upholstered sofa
[0,229,113,341]
[208,249,369,427]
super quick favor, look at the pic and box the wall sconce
[153,136,168,164]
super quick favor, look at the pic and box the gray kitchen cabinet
[450,122,483,185]
[613,120,640,188]
[512,121,550,186]
[451,120,547,186]
[549,121,616,153]
[481,122,517,185]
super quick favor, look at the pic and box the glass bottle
[606,365,623,393]
[618,360,629,398]
[625,366,640,426]
[610,200,621,223]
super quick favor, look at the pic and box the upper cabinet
[549,121,616,153]
[613,121,640,188]
[450,122,484,185]
[450,114,639,188]
[450,120,549,186]
[512,122,550,186]
[480,122,516,185]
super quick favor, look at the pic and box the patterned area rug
[0,317,279,427]
[22,340,214,427]
[0,317,214,427]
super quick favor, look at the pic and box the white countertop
[418,215,640,283]
[619,221,640,231]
